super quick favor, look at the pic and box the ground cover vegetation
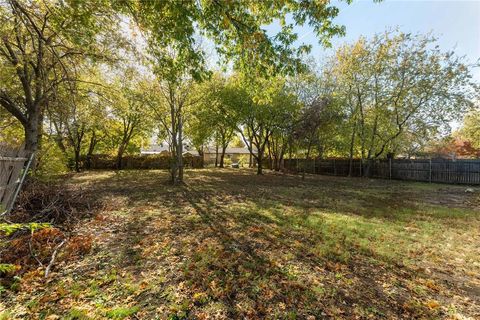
[2,169,480,318]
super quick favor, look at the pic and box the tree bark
[257,154,263,175]
[348,122,357,177]
[74,148,81,172]
[116,146,124,170]
[214,143,219,167]
[177,112,184,182]
[219,145,227,168]
[85,132,97,170]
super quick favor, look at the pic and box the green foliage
[105,306,139,319]
[458,107,480,149]
[0,0,125,156]
[0,311,12,320]
[36,139,69,176]
[65,308,90,320]
[0,222,50,236]
[0,110,23,147]
[0,264,17,274]
[328,30,478,160]
[120,0,347,78]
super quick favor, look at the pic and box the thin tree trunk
[257,154,263,175]
[74,148,81,172]
[214,142,219,167]
[348,122,357,177]
[177,112,184,182]
[85,132,97,170]
[302,144,312,181]
[116,145,124,170]
[169,103,178,184]
[219,145,227,168]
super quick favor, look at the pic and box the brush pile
[8,177,96,228]
[1,178,96,279]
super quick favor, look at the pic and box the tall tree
[331,31,478,176]
[0,0,119,159]
[110,75,153,170]
[224,76,298,175]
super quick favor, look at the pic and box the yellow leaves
[424,279,441,292]
[425,299,440,310]
[192,292,209,305]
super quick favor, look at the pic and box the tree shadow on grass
[69,169,478,318]
[178,183,412,319]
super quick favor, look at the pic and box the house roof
[204,147,255,154]
[141,143,255,156]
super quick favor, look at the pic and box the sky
[266,0,480,81]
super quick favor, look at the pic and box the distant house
[140,142,199,156]
[203,147,255,165]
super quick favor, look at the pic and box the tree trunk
[302,142,313,180]
[219,145,227,168]
[116,146,124,170]
[348,123,357,177]
[256,153,263,175]
[197,146,205,168]
[74,148,81,172]
[25,112,42,150]
[24,110,43,170]
[169,101,178,184]
[85,133,97,170]
[214,143,219,167]
[177,113,184,182]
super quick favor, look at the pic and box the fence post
[296,158,299,173]
[389,158,392,180]
[313,158,316,174]
[429,158,432,183]
[333,159,336,176]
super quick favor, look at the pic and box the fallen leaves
[2,169,479,319]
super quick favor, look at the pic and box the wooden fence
[0,145,31,214]
[83,154,204,170]
[283,158,480,185]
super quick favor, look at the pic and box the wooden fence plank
[0,145,29,212]
[282,158,480,185]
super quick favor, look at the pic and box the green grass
[106,306,139,319]
[3,169,479,319]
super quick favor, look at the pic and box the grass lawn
[2,169,479,319]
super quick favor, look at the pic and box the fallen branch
[28,235,43,267]
[44,239,66,278]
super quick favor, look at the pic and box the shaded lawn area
[2,169,480,319]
